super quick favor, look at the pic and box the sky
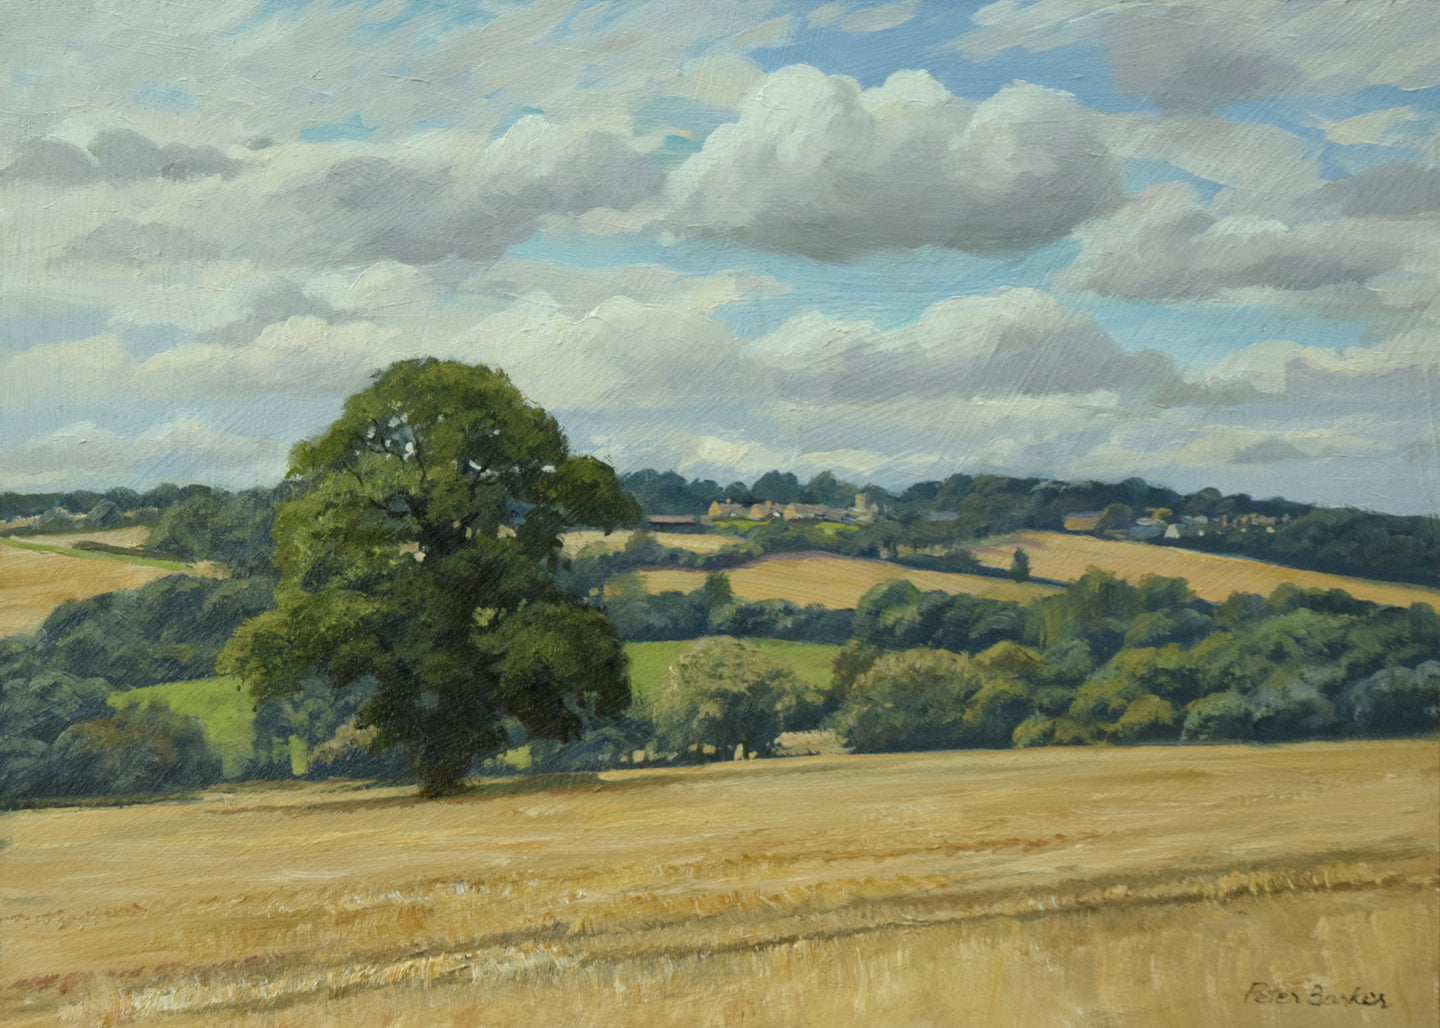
[0,0,1437,514]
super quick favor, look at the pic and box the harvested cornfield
[0,741,1433,1026]
[0,540,180,637]
[637,552,1057,609]
[976,530,1440,608]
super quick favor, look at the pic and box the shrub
[45,702,221,797]
[649,637,798,760]
[1338,661,1440,736]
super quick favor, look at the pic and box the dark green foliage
[0,665,112,745]
[831,648,1013,753]
[34,507,74,534]
[618,470,718,517]
[148,484,294,576]
[85,499,126,529]
[37,575,275,690]
[1009,548,1031,582]
[649,637,801,759]
[245,677,371,779]
[852,579,1026,653]
[0,581,255,801]
[220,359,638,797]
[43,702,221,797]
[749,470,802,504]
[1182,691,1256,741]
[1164,506,1438,587]
[1338,661,1440,736]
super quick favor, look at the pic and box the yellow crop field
[0,541,178,637]
[562,529,740,556]
[24,526,153,549]
[976,530,1440,608]
[638,553,1057,609]
[0,741,1433,1026]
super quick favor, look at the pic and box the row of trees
[623,575,1438,762]
[616,467,1434,587]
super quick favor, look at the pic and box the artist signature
[1243,982,1389,1009]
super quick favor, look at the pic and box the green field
[0,535,189,573]
[626,638,841,698]
[103,641,839,776]
[109,676,255,777]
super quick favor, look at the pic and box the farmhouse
[782,502,848,522]
[645,514,707,533]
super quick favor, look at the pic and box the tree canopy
[219,359,639,796]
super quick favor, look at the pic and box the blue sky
[0,0,1436,513]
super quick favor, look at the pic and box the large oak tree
[220,359,639,796]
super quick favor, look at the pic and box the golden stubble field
[976,531,1440,608]
[1,741,1435,1027]
[638,553,1056,609]
[0,541,177,637]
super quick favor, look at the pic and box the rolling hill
[637,552,1058,610]
[0,530,189,637]
[974,530,1440,608]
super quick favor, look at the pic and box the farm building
[645,515,708,533]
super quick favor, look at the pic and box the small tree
[1094,503,1132,534]
[650,637,796,760]
[1009,547,1031,582]
[220,359,639,796]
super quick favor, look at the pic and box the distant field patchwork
[975,530,1440,608]
[639,553,1058,609]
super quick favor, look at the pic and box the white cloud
[1325,107,1424,148]
[0,420,288,491]
[660,67,1123,258]
[841,2,923,34]
[752,288,1176,403]
[808,4,849,29]
[1060,181,1431,303]
[1103,113,1324,196]
[957,0,1440,112]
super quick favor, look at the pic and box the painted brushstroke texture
[0,0,1436,515]
[1,743,1434,1025]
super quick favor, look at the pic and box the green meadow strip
[0,535,191,573]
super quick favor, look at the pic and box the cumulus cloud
[841,2,923,34]
[179,119,664,269]
[660,67,1123,258]
[465,295,760,414]
[957,0,1440,112]
[0,420,288,491]
[753,288,1176,403]
[1186,334,1440,407]
[1,129,238,186]
[1060,182,1425,302]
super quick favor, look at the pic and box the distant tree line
[0,574,274,803]
[619,468,1436,588]
[627,571,1438,762]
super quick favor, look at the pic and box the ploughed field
[1,741,1434,1026]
